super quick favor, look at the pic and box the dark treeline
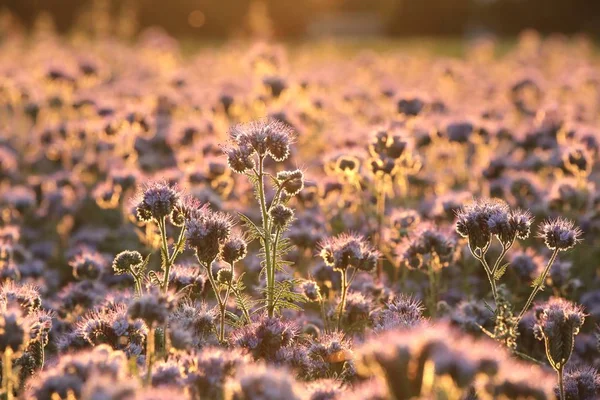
[2,0,600,37]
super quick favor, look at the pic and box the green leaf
[531,274,546,289]
[148,270,162,286]
[494,263,509,281]
[238,212,264,242]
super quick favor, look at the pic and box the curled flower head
[112,250,144,275]
[276,169,304,197]
[221,235,248,265]
[301,280,321,302]
[224,145,256,174]
[555,366,600,400]
[185,206,233,264]
[456,198,512,249]
[70,251,106,280]
[533,297,585,369]
[269,204,294,230]
[509,209,533,240]
[127,288,176,327]
[538,218,582,251]
[135,181,181,222]
[216,268,233,284]
[319,233,379,272]
[398,222,455,269]
[228,119,294,163]
[232,316,298,361]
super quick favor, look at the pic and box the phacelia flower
[533,298,585,369]
[319,234,379,272]
[112,250,144,275]
[221,235,248,265]
[185,206,233,264]
[538,218,582,251]
[276,170,304,197]
[135,181,181,222]
[269,204,294,230]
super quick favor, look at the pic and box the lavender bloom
[556,367,600,400]
[319,234,378,273]
[134,181,182,223]
[231,316,298,361]
[538,218,583,251]
[533,298,585,370]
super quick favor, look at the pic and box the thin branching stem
[375,177,386,281]
[157,217,171,294]
[337,268,348,331]
[2,349,13,400]
[255,156,275,317]
[517,248,559,321]
[145,325,155,387]
[558,367,565,400]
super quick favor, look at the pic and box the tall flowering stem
[518,218,582,321]
[2,349,13,400]
[224,120,301,318]
[456,199,533,308]
[254,156,276,317]
[320,233,378,331]
[517,248,559,320]
[533,298,585,400]
[367,126,421,281]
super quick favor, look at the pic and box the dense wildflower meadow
[0,24,600,400]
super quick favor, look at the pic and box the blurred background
[0,0,599,39]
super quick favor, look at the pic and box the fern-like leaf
[238,212,264,242]
[494,263,509,281]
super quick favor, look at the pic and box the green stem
[518,249,559,321]
[269,229,281,313]
[375,178,386,281]
[256,157,275,317]
[558,367,565,400]
[158,217,172,294]
[337,269,349,331]
[472,243,497,304]
[427,260,438,317]
[320,299,329,334]
[202,259,227,341]
[3,349,13,400]
[219,263,235,343]
[145,325,155,387]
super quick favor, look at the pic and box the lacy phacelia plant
[367,127,421,279]
[533,298,586,400]
[319,233,378,330]
[456,198,533,303]
[0,282,52,400]
[127,287,175,385]
[224,119,305,318]
[456,198,582,321]
[183,202,241,342]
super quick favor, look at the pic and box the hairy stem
[375,178,386,281]
[427,258,438,317]
[158,217,171,294]
[2,349,13,400]
[218,263,235,343]
[145,326,155,387]
[518,249,559,321]
[256,157,275,317]
[337,269,348,331]
[558,367,565,400]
